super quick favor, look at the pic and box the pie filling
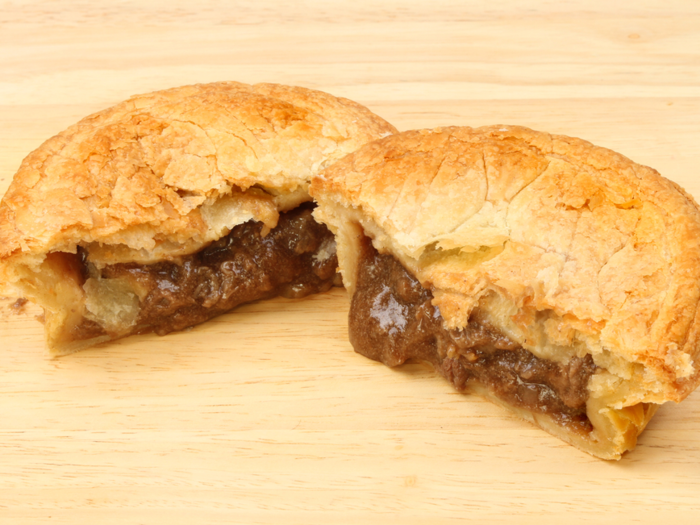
[71,203,339,340]
[349,236,596,434]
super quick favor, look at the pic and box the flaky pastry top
[0,81,396,271]
[311,125,700,404]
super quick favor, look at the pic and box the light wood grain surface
[2,1,700,523]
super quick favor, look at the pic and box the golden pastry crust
[0,81,396,270]
[311,125,700,459]
[0,81,396,354]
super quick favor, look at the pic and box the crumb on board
[11,297,28,313]
[0,296,41,319]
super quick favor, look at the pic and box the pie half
[0,81,396,355]
[310,125,700,459]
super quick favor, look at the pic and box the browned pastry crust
[310,125,700,459]
[0,81,396,355]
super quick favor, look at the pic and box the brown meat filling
[349,236,596,434]
[73,203,338,339]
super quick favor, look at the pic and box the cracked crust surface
[0,81,397,273]
[311,125,700,443]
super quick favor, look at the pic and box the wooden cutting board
[2,2,700,523]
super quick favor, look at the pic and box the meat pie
[0,82,396,355]
[310,125,700,459]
